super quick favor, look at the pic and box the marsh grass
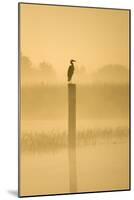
[21,126,128,154]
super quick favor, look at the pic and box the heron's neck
[71,61,74,66]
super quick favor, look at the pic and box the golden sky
[20,4,129,76]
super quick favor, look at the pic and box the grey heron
[67,59,76,82]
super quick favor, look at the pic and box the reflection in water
[20,119,129,196]
[21,142,129,196]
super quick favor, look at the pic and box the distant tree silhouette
[21,56,32,72]
[40,61,55,75]
[21,55,56,85]
[39,61,56,83]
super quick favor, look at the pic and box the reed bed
[21,126,129,154]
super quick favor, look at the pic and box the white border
[0,1,133,199]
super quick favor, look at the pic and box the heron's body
[68,65,74,81]
[67,59,76,82]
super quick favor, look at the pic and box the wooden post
[68,83,77,193]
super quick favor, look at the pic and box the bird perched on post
[67,59,76,82]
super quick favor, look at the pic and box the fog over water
[20,4,130,196]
